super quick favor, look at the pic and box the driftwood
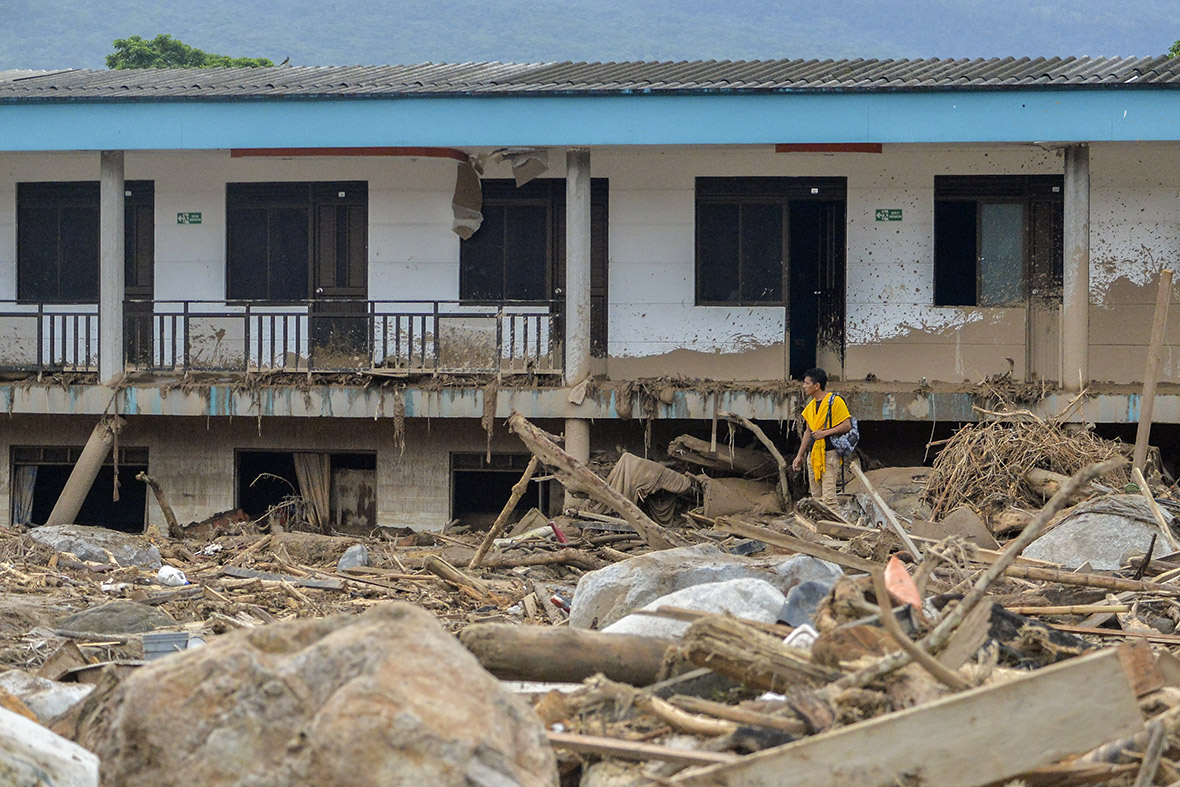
[1003,564,1180,594]
[220,565,343,590]
[718,411,792,507]
[670,647,1143,787]
[716,518,878,574]
[459,623,673,686]
[136,472,179,537]
[667,434,776,477]
[851,463,923,559]
[424,556,490,598]
[468,456,539,569]
[548,731,737,766]
[826,457,1126,697]
[668,695,806,735]
[475,548,605,571]
[679,616,840,693]
[507,412,682,549]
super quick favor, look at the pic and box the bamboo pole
[1133,268,1173,472]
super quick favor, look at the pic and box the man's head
[803,367,827,400]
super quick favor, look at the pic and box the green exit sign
[875,208,903,222]
[177,212,202,225]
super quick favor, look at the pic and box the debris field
[6,407,1180,786]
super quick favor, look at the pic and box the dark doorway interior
[13,446,148,533]
[789,200,846,379]
[452,453,548,528]
[236,450,377,530]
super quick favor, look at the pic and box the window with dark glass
[17,181,153,303]
[460,178,610,353]
[226,182,367,301]
[934,175,1063,307]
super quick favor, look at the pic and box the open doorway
[11,446,148,532]
[451,453,549,529]
[236,450,376,532]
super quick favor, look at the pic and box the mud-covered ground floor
[6,413,1180,533]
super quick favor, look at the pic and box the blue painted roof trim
[0,88,1177,150]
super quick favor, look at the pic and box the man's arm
[792,417,851,471]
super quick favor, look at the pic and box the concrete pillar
[1062,144,1090,391]
[46,417,124,527]
[564,149,592,472]
[99,151,125,384]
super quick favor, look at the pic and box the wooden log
[46,416,124,527]
[136,471,179,537]
[507,412,681,549]
[1003,565,1180,594]
[459,623,673,685]
[1133,268,1173,472]
[670,647,1145,787]
[469,455,539,569]
[1024,467,1095,504]
[476,548,605,571]
[679,616,840,693]
[851,463,923,559]
[547,731,737,766]
[424,556,490,598]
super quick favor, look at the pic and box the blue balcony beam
[1,89,1180,151]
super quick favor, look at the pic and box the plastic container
[142,632,191,661]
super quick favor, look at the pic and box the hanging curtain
[293,453,331,533]
[12,466,37,526]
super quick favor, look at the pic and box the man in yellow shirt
[791,367,852,508]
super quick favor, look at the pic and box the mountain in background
[1,0,1175,71]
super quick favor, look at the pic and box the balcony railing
[0,302,99,372]
[125,299,563,375]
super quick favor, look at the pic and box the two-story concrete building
[1,56,1179,531]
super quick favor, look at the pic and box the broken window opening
[226,182,368,302]
[933,175,1063,307]
[11,445,148,533]
[17,181,154,304]
[451,453,550,529]
[236,450,376,532]
[459,179,610,356]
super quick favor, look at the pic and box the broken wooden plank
[671,647,1143,787]
[668,695,806,735]
[547,731,737,766]
[221,565,342,590]
[851,463,923,559]
[716,518,878,574]
[680,616,841,692]
[424,556,490,597]
[1003,565,1180,594]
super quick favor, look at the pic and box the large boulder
[1024,495,1167,570]
[76,602,556,787]
[601,578,786,638]
[28,525,161,569]
[570,544,842,629]
[0,705,98,787]
[58,602,175,635]
[0,671,93,725]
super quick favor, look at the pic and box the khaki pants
[808,450,842,508]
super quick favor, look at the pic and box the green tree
[106,34,273,69]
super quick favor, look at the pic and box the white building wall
[1,143,1179,384]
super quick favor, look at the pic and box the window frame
[225,181,367,304]
[694,177,846,307]
[459,180,556,304]
[933,175,1063,308]
[16,181,153,304]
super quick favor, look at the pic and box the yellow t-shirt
[801,393,851,480]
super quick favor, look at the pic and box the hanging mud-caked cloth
[293,453,331,533]
[12,466,37,525]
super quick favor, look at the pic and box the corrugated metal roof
[2,56,1179,100]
